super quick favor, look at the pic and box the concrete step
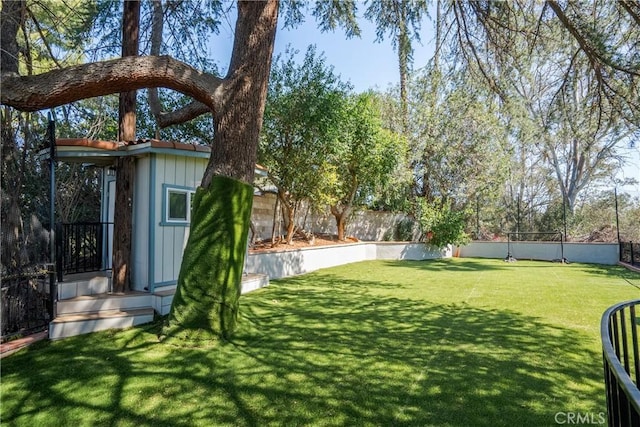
[152,288,175,316]
[152,274,270,316]
[49,308,154,340]
[241,273,270,294]
[58,276,110,300]
[56,292,152,316]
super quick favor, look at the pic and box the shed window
[163,186,195,224]
[168,191,188,220]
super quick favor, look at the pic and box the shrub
[418,198,470,248]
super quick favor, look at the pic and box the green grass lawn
[2,258,639,426]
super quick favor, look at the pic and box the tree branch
[155,101,211,128]
[1,55,223,113]
[144,1,216,129]
[547,0,639,77]
[452,2,507,101]
[619,0,640,27]
[25,5,63,70]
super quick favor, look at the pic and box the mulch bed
[249,233,359,253]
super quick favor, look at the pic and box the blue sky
[209,12,436,93]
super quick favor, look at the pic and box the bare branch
[1,55,223,113]
[25,5,63,70]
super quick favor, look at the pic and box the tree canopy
[260,46,350,243]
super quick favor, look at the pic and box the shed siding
[152,154,206,288]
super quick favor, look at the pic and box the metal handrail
[55,221,112,281]
[601,299,640,426]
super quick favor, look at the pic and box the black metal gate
[620,242,640,267]
[1,268,53,340]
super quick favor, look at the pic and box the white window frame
[162,184,195,225]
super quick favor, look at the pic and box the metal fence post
[56,223,64,282]
[47,263,56,320]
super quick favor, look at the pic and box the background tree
[1,0,101,275]
[364,0,428,132]
[409,66,508,205]
[441,0,639,239]
[370,88,414,213]
[328,92,406,240]
[448,0,639,208]
[259,46,350,244]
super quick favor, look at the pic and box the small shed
[54,138,265,293]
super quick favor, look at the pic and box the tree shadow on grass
[381,258,508,273]
[232,273,607,426]
[576,263,640,290]
[1,269,608,427]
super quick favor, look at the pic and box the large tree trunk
[164,1,279,341]
[0,0,280,340]
[112,0,140,293]
[0,0,23,76]
[1,107,28,273]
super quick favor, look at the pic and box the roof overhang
[41,138,268,176]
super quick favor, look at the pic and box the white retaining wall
[245,242,450,280]
[244,240,619,282]
[458,241,619,265]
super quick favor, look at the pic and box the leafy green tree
[1,0,102,274]
[409,66,510,217]
[417,197,470,248]
[260,46,350,244]
[328,92,406,240]
[369,88,414,212]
